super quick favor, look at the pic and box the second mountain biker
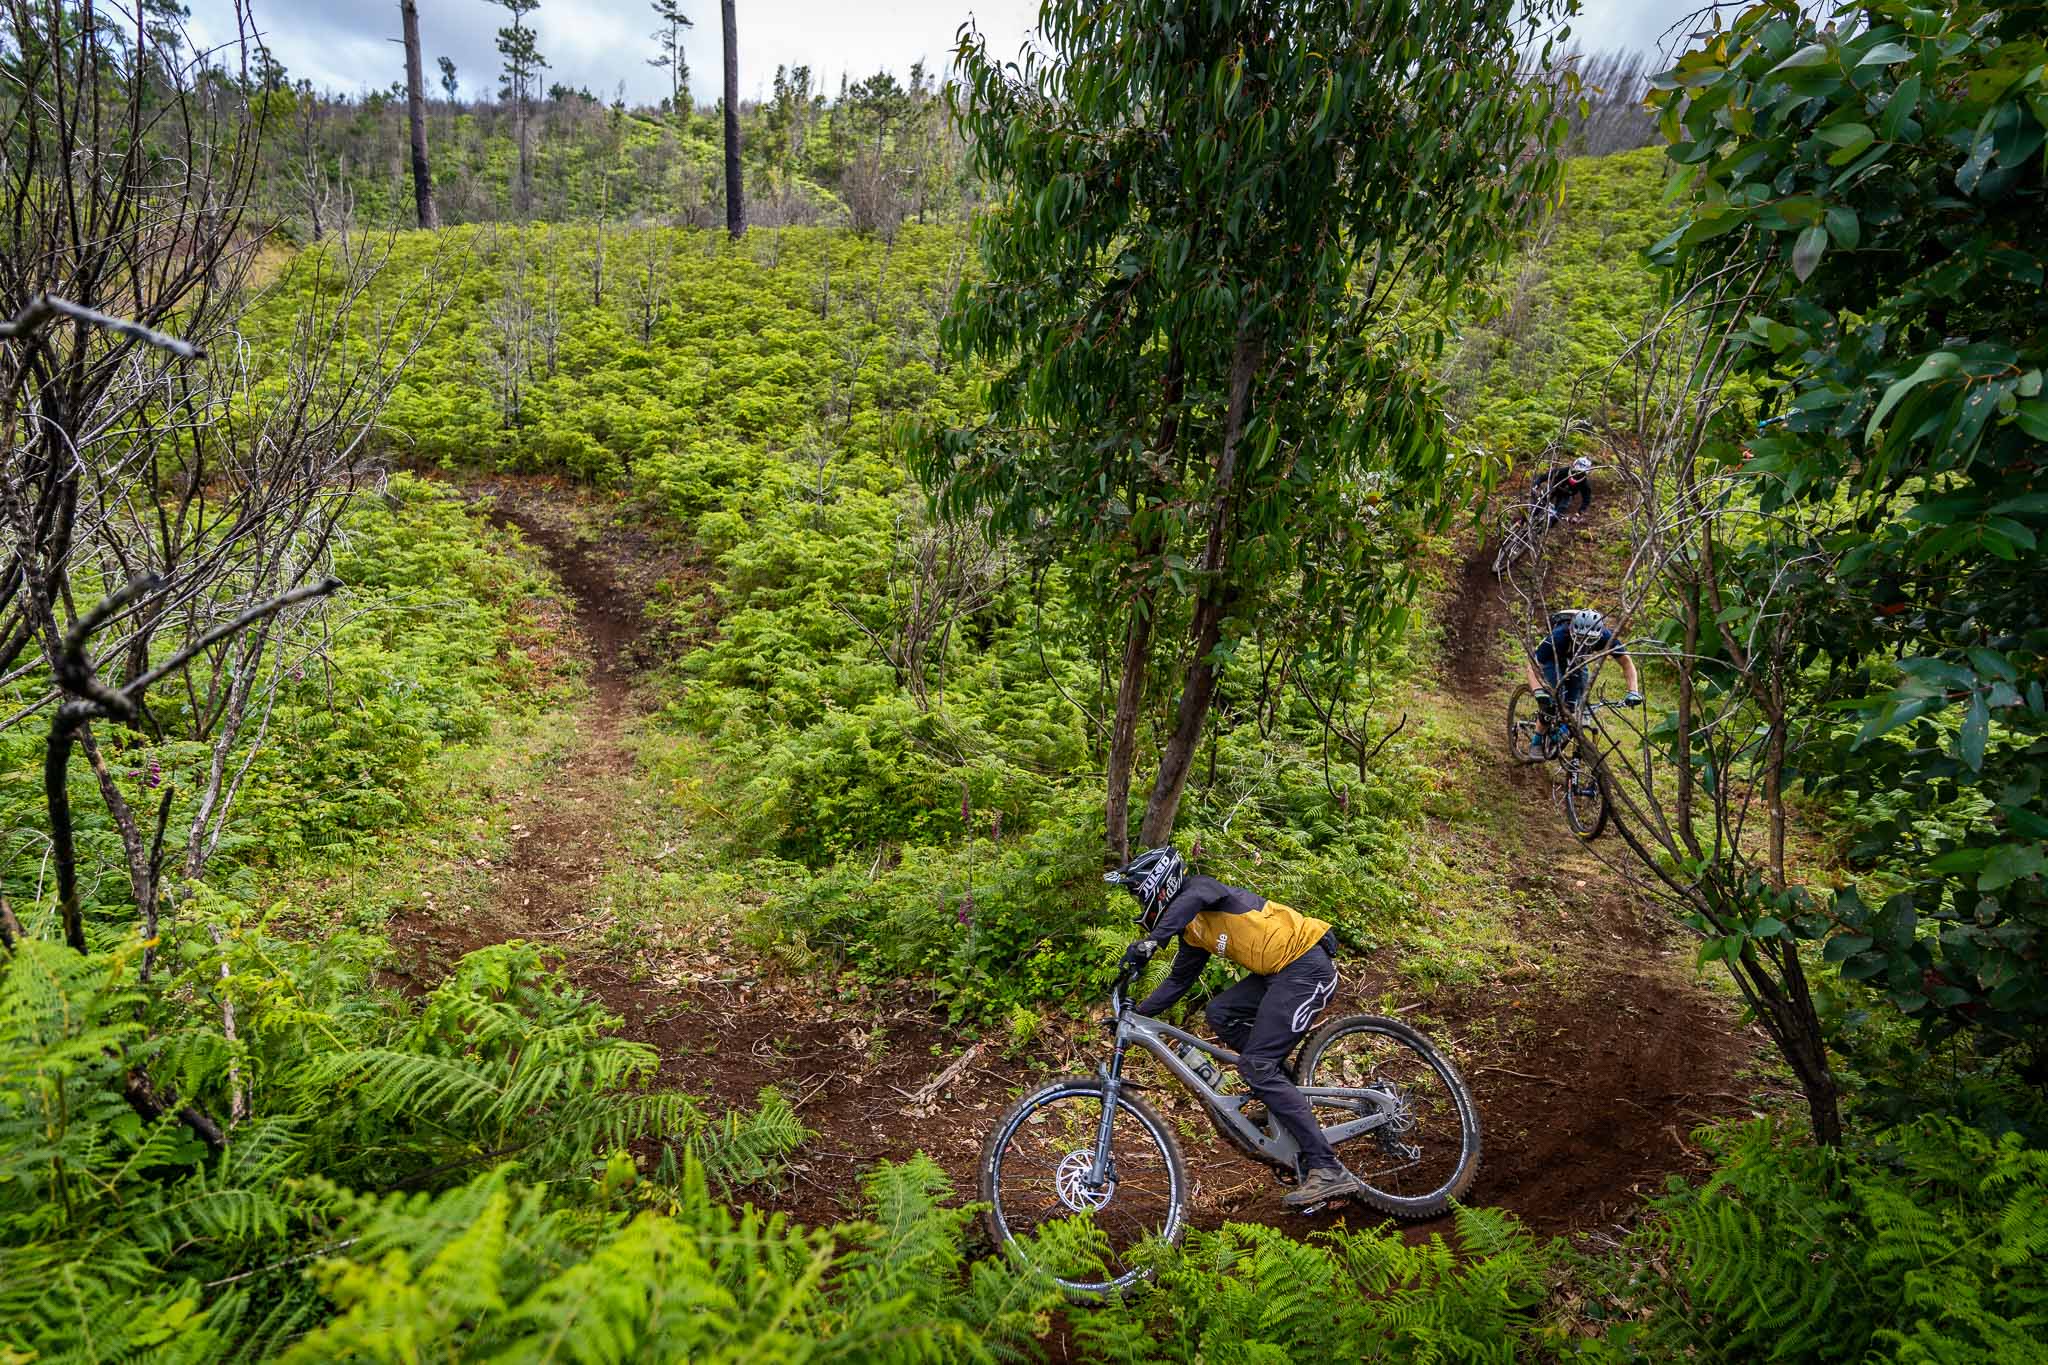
[1522,608,1642,755]
[1106,847,1361,1208]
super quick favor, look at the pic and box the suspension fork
[1086,1029,1129,1187]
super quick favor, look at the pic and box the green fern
[1600,1117,2048,1364]
[1069,1204,1552,1363]
[0,925,818,1362]
[278,1155,1058,1362]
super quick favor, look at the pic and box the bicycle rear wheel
[1292,1015,1480,1219]
[1507,684,1558,765]
[979,1076,1187,1296]
[1563,745,1610,839]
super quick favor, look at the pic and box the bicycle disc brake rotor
[1054,1150,1114,1212]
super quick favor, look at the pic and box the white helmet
[1568,609,1606,648]
[1569,456,1593,476]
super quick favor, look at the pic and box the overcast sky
[185,1,1704,105]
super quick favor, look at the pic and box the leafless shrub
[1,3,447,1134]
[1560,48,1659,156]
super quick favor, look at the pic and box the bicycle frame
[1081,973,1396,1188]
[1529,684,1626,762]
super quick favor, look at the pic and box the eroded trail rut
[396,476,1762,1249]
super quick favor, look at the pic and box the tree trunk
[1105,602,1154,862]
[1139,325,1259,846]
[400,1,438,229]
[1107,345,1184,860]
[1675,570,1701,858]
[721,0,743,238]
[1140,593,1234,846]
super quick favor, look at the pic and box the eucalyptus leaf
[1865,352,1960,441]
[1790,224,1827,282]
[1856,41,1914,66]
[1768,43,1831,75]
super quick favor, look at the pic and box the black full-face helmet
[1104,846,1186,933]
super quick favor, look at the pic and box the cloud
[188,0,1045,103]
[185,0,1698,106]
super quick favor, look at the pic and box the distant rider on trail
[1534,455,1594,527]
[1524,608,1642,754]
[1106,847,1360,1208]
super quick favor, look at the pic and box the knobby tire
[978,1075,1188,1296]
[1292,1014,1481,1219]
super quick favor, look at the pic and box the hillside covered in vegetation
[5,0,2046,1361]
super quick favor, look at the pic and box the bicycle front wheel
[978,1075,1188,1295]
[1563,746,1611,839]
[1490,529,1518,577]
[1293,1015,1480,1219]
[1506,684,1556,765]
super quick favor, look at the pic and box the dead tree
[721,0,743,237]
[627,230,670,342]
[482,241,537,427]
[838,515,1003,709]
[1541,244,1845,1144]
[400,0,440,229]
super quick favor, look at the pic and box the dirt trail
[1422,512,1762,1229]
[391,476,1762,1249]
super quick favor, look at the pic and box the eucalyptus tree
[1604,0,2048,1130]
[923,0,1578,856]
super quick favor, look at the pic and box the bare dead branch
[0,294,206,361]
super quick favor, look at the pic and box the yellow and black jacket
[1133,875,1332,1015]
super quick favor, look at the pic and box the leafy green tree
[924,0,1578,855]
[1646,1,2048,1088]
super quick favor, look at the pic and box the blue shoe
[1528,732,1546,757]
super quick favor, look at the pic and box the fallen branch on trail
[901,1040,988,1114]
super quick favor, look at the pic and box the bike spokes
[987,1088,1179,1288]
[1303,1031,1469,1201]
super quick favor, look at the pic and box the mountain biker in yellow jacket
[1107,847,1359,1208]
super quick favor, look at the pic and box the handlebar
[1108,957,1142,1014]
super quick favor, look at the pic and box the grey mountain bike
[1507,682,1621,839]
[978,955,1480,1295]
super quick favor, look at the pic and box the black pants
[1204,939,1341,1172]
